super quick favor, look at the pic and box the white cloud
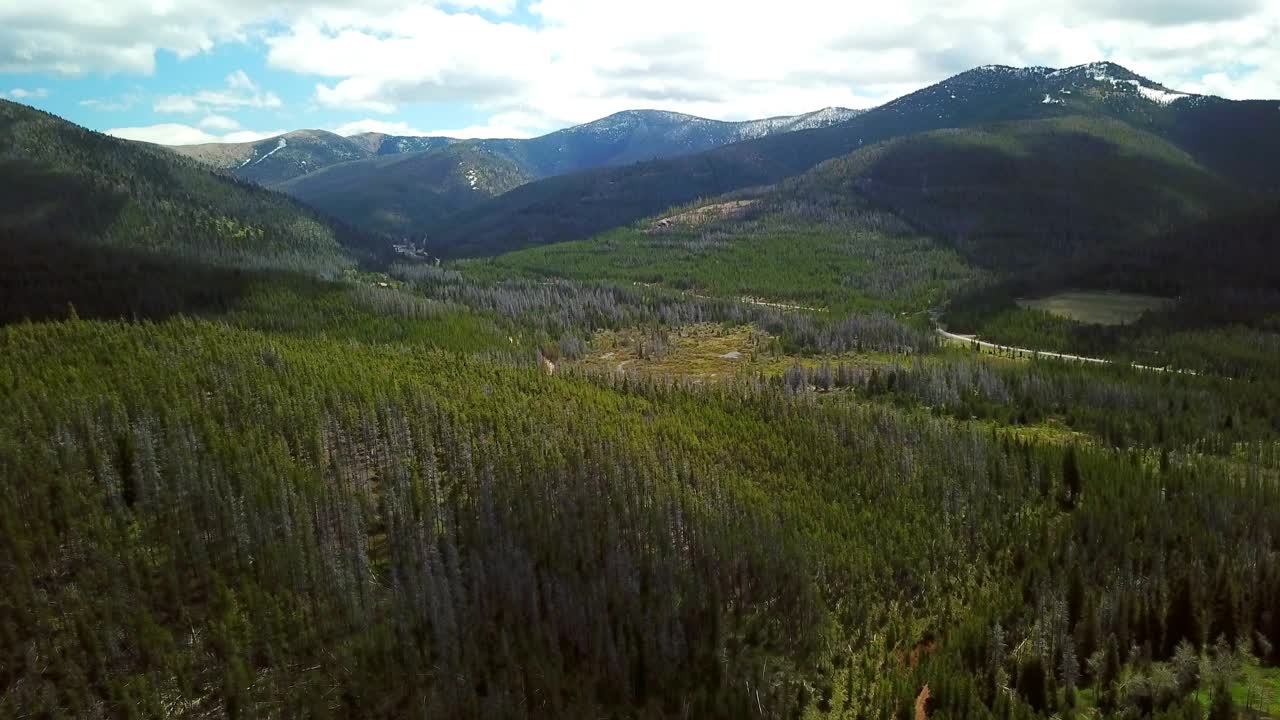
[108,123,221,145]
[80,92,141,111]
[1182,70,1279,100]
[333,111,587,139]
[222,129,287,143]
[426,111,546,139]
[315,81,397,114]
[107,123,285,145]
[155,70,281,114]
[1075,0,1262,26]
[443,0,517,13]
[266,11,543,113]
[250,0,1280,132]
[332,118,430,136]
[199,114,242,131]
[225,69,255,91]
[6,87,50,99]
[0,0,516,75]
[6,0,1280,135]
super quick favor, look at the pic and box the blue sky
[1,20,514,143]
[7,43,506,142]
[2,0,1277,145]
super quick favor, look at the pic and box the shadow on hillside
[0,159,256,323]
[0,230,257,324]
[844,122,1233,273]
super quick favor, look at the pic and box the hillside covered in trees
[0,100,392,326]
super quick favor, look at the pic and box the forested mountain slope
[792,114,1238,271]
[167,129,456,186]
[0,100,381,323]
[465,114,1235,304]
[277,144,536,238]
[428,62,1279,258]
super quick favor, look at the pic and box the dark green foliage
[945,288,1280,379]
[1061,445,1081,509]
[0,318,1029,716]
[0,230,255,323]
[466,199,983,315]
[1102,199,1280,295]
[3,314,1279,718]
[800,115,1238,273]
[777,352,1280,453]
[1015,655,1048,712]
[1164,99,1280,192]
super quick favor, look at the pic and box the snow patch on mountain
[253,138,287,165]
[1126,80,1190,105]
[975,65,1053,78]
[927,61,1201,112]
[734,107,861,140]
[561,107,861,146]
[1048,61,1124,82]
[1082,62,1125,85]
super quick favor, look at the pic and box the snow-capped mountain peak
[895,60,1202,116]
[1041,62,1195,104]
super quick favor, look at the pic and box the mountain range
[422,62,1280,258]
[165,107,861,236]
[169,107,862,186]
[15,59,1279,282]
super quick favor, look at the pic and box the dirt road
[936,328,1195,375]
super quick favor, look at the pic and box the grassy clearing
[578,324,767,381]
[1192,664,1280,719]
[573,323,897,381]
[1017,291,1173,326]
[1237,664,1280,718]
[1071,664,1280,719]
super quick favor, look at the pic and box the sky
[1,0,1277,145]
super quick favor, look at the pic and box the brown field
[1017,291,1172,325]
[646,200,757,232]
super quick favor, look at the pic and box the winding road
[936,327,1196,375]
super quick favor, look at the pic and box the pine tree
[1098,634,1121,712]
[1061,445,1081,510]
[1015,654,1048,713]
[1208,675,1235,720]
